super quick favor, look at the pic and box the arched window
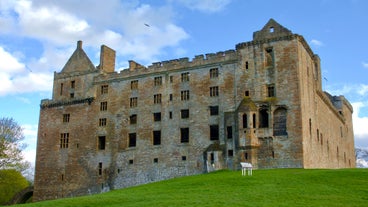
[242,113,248,128]
[273,107,287,136]
[259,109,269,128]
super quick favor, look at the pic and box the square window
[101,85,108,94]
[63,114,70,123]
[210,86,219,97]
[210,106,219,116]
[182,156,187,161]
[130,114,137,124]
[154,76,162,86]
[181,72,190,82]
[210,68,219,78]
[153,158,158,163]
[228,150,234,157]
[99,118,107,126]
[181,109,189,119]
[154,94,162,104]
[153,112,161,122]
[129,159,134,164]
[100,102,108,111]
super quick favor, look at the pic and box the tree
[0,169,30,204]
[0,117,30,172]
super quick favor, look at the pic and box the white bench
[240,162,253,176]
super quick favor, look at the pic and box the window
[98,162,102,176]
[169,76,173,83]
[252,114,256,128]
[99,118,107,126]
[71,80,75,89]
[154,94,162,104]
[228,150,234,157]
[100,102,107,111]
[153,112,161,122]
[60,83,63,95]
[98,136,106,150]
[181,109,189,119]
[101,85,108,94]
[265,48,274,67]
[245,61,249,69]
[169,94,173,101]
[130,114,137,124]
[245,90,250,97]
[60,133,69,148]
[63,114,70,123]
[129,133,136,147]
[181,128,189,143]
[181,72,189,82]
[130,97,138,107]
[169,111,173,119]
[70,93,74,98]
[153,158,158,163]
[210,125,219,140]
[210,106,219,116]
[182,156,187,161]
[242,114,248,128]
[210,68,219,78]
[227,126,233,139]
[270,27,274,33]
[153,130,161,145]
[129,159,134,164]
[259,109,269,128]
[273,107,287,136]
[181,90,190,101]
[154,76,162,86]
[131,80,138,90]
[210,86,219,97]
[267,85,275,97]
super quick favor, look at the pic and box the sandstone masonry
[34,19,355,201]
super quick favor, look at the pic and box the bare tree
[0,117,30,172]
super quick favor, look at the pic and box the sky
[1,0,368,169]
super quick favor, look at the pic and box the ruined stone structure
[34,19,355,201]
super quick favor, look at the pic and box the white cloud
[310,39,324,47]
[176,0,232,13]
[0,46,25,73]
[362,61,368,68]
[352,102,368,147]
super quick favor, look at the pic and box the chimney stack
[99,45,116,73]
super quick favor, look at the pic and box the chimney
[99,45,116,73]
[77,40,83,49]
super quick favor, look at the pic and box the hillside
[15,169,368,207]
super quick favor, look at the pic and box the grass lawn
[14,168,368,207]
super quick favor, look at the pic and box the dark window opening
[60,133,69,148]
[181,128,189,143]
[98,162,102,175]
[181,90,190,100]
[129,159,134,164]
[169,76,173,83]
[227,126,233,139]
[210,153,214,164]
[100,102,107,111]
[131,80,138,90]
[101,85,108,94]
[70,93,74,98]
[98,136,106,150]
[169,94,173,101]
[181,72,190,82]
[210,125,219,140]
[267,85,275,97]
[169,111,172,119]
[181,109,189,119]
[228,150,233,157]
[71,80,75,89]
[210,106,219,116]
[182,156,187,161]
[129,133,136,147]
[153,130,161,145]
[60,83,63,95]
[242,113,248,128]
[153,112,161,122]
[245,152,248,160]
[210,68,219,78]
[259,109,269,128]
[245,61,249,69]
[210,86,219,97]
[99,118,106,126]
[153,158,158,163]
[273,107,287,136]
[154,76,162,86]
[63,114,70,123]
[130,114,137,124]
[154,94,162,104]
[245,90,250,97]
[252,114,256,128]
[130,97,138,107]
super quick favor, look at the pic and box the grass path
[15,169,368,207]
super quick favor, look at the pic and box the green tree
[0,117,30,172]
[0,169,29,204]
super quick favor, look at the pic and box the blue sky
[1,0,368,168]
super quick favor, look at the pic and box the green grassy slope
[16,169,368,207]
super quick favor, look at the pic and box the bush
[0,169,29,204]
